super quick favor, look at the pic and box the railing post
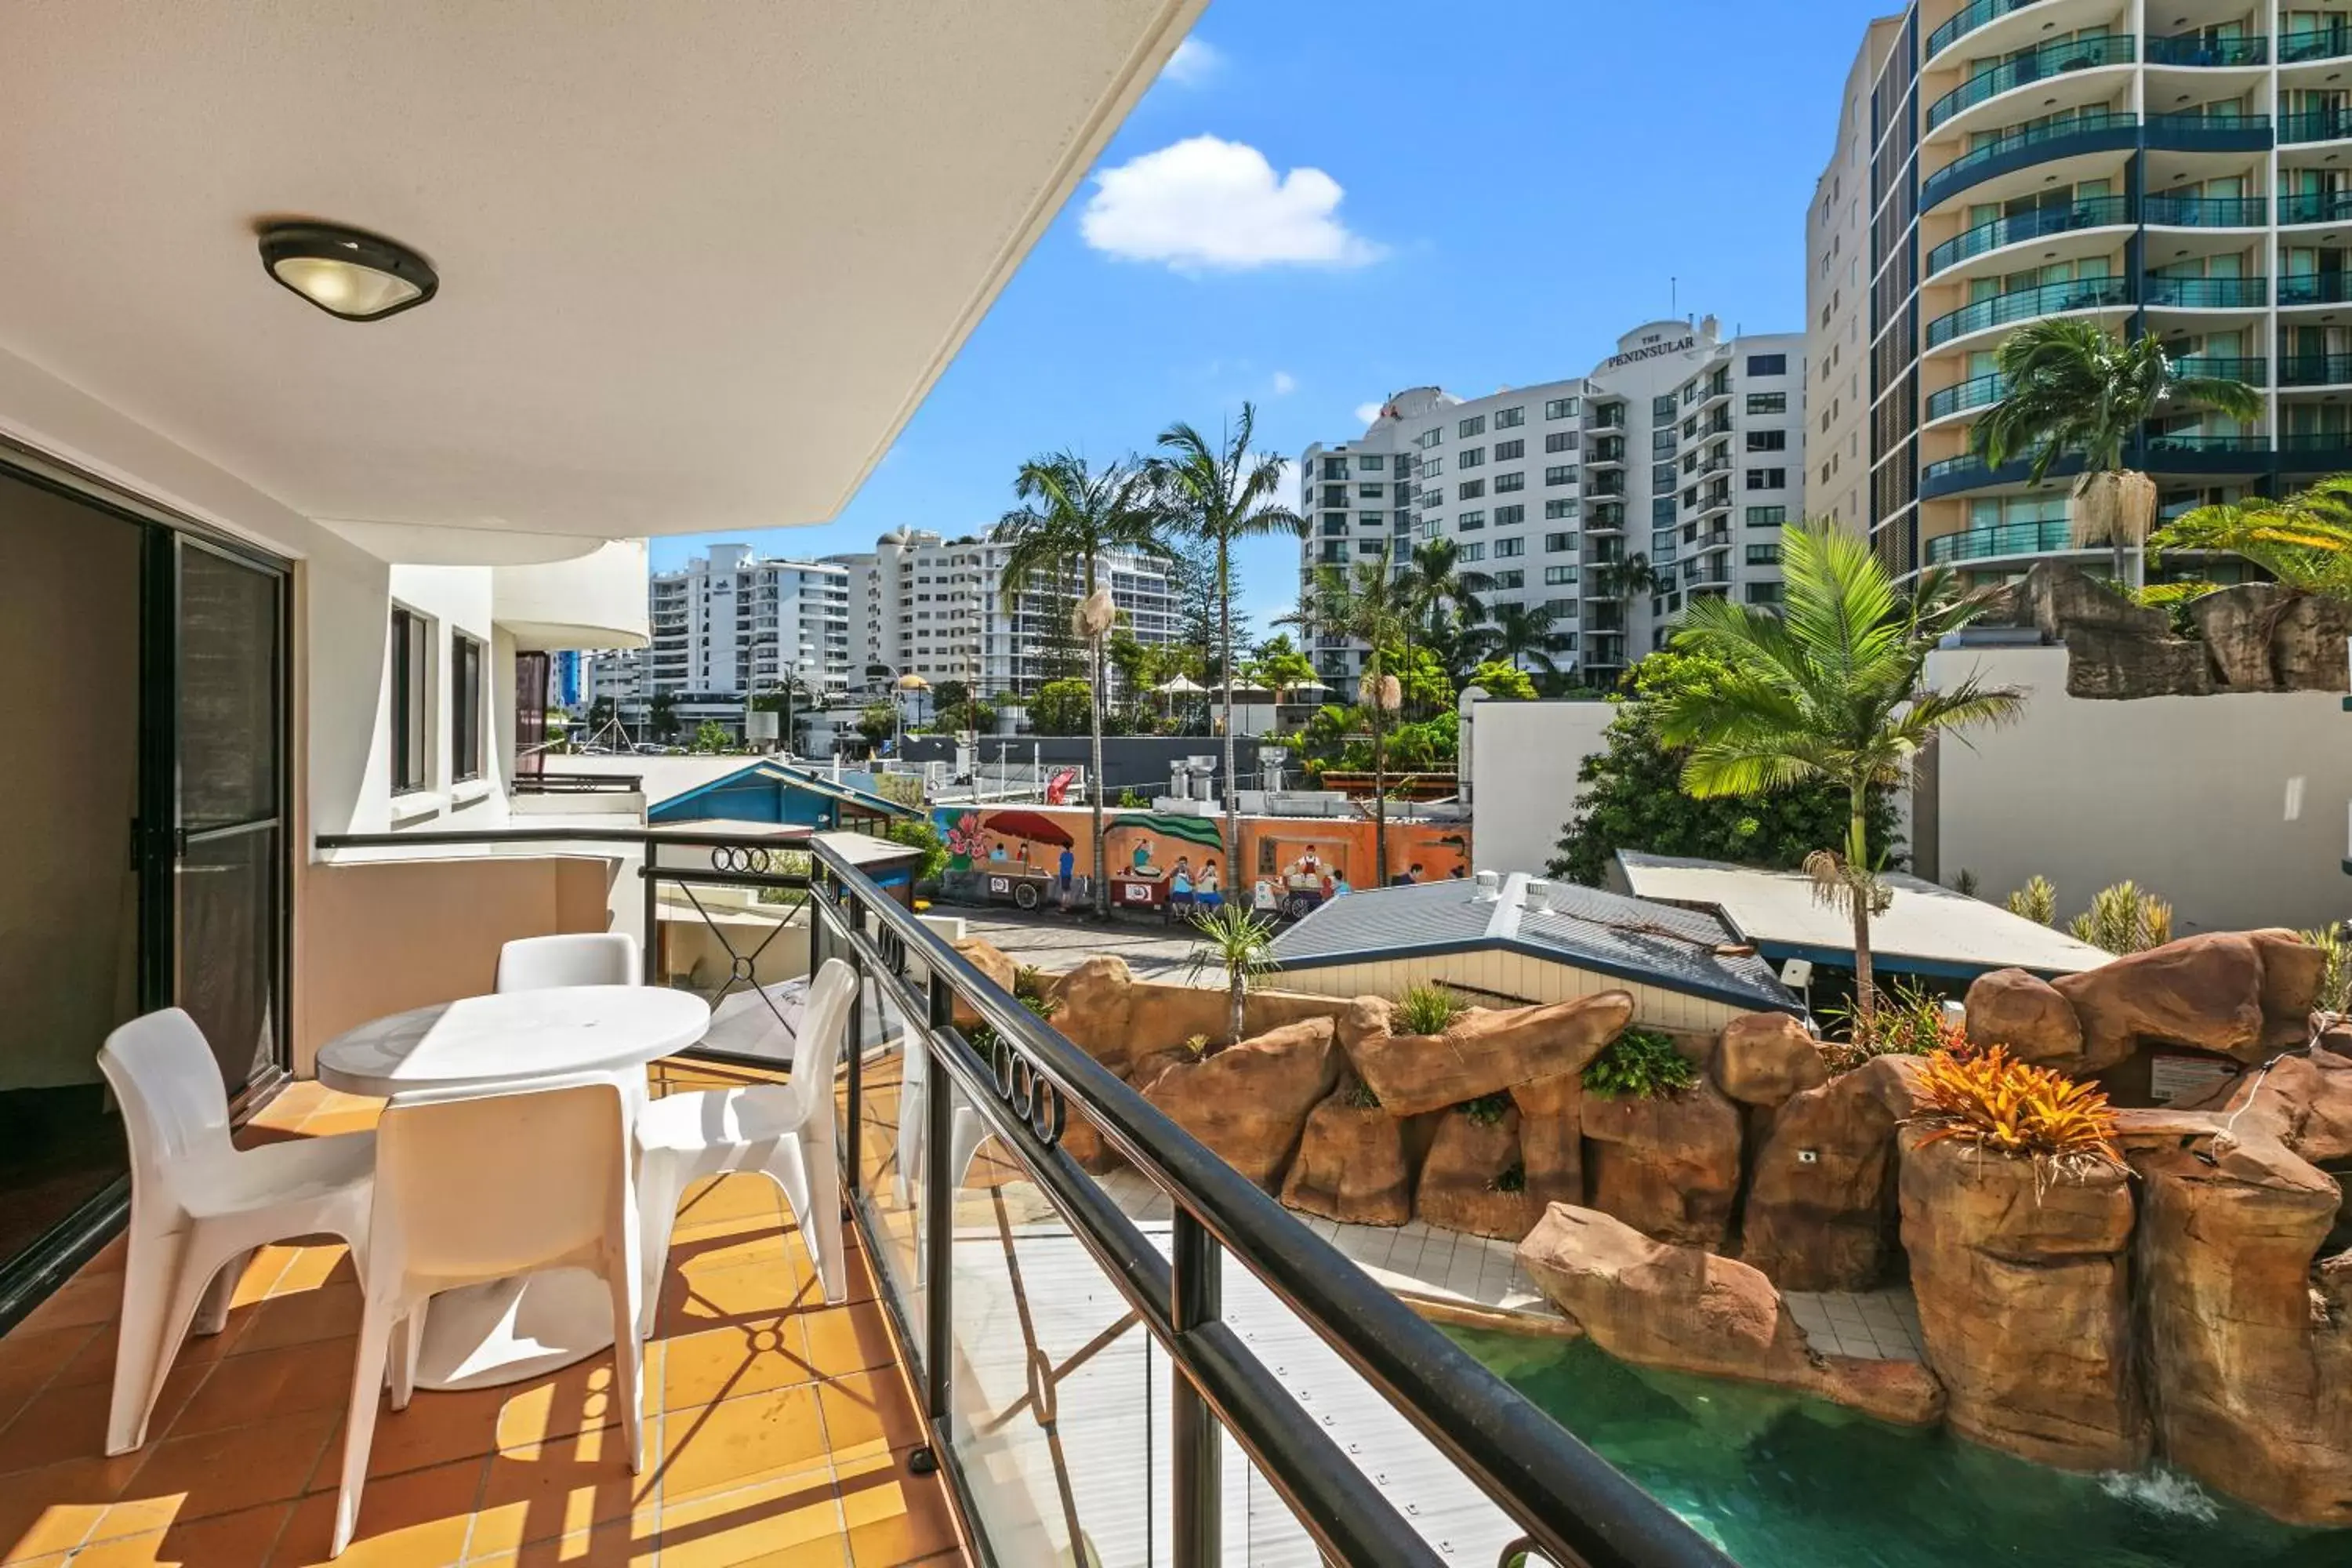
[842,885,862,1196]
[1171,1209,1221,1568]
[642,840,660,985]
[922,970,956,1424]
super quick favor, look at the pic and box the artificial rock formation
[1509,1072,1586,1210]
[1898,1131,2147,1472]
[1049,955,1138,1075]
[2011,561,2352,697]
[1350,992,1634,1116]
[949,937,1022,1032]
[1416,1106,1537,1240]
[1517,1205,1944,1428]
[2052,928,2324,1072]
[1962,968,2083,1066]
[1581,1072,1744,1250]
[1739,1054,1924,1290]
[1712,1011,1829,1106]
[1141,1017,1339,1192]
[1281,1087,1414,1226]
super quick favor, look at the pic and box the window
[1652,395,1678,423]
[1544,465,1576,486]
[1356,539,1385,554]
[1458,542,1486,562]
[1747,353,1788,376]
[1358,454,1385,471]
[1457,479,1485,500]
[1652,497,1677,525]
[1747,505,1788,527]
[1544,531,1575,551]
[390,608,429,793]
[1747,393,1788,414]
[1544,564,1579,586]
[1458,415,1486,437]
[1322,456,1348,479]
[1493,536,1525,558]
[1746,581,1784,605]
[1494,438,1525,461]
[1491,569,1525,589]
[1359,511,1385,527]
[1652,429,1678,456]
[1319,543,1345,563]
[1358,482,1385,498]
[1417,427,1443,448]
[1494,504,1525,525]
[1745,468,1788,490]
[1746,430,1787,452]
[1544,430,1577,454]
[1544,500,1575,521]
[1745,543,1781,565]
[1494,405,1526,428]
[1458,447,1485,468]
[1494,471,1525,493]
[1544,396,1579,419]
[1457,510,1486,530]
[1320,517,1347,537]
[1421,456,1444,477]
[1322,485,1346,506]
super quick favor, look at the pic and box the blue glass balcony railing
[1924,275,2132,347]
[2281,106,2352,143]
[2141,191,2269,227]
[2280,26,2352,64]
[1927,34,2136,132]
[1925,519,2075,563]
[2140,274,2268,308]
[2144,34,2268,67]
[1926,374,2007,421]
[1926,0,2049,61]
[2280,272,2352,305]
[1926,195,2129,274]
[2279,189,2352,224]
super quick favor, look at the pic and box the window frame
[450,632,485,785]
[390,606,430,795]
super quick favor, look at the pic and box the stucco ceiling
[0,1,1199,543]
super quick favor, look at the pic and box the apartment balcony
[1920,434,2269,499]
[1924,0,2056,65]
[1919,110,2140,211]
[2143,33,2267,69]
[1926,195,2133,278]
[2140,191,2269,230]
[2279,354,2352,388]
[2141,274,2268,311]
[2278,271,2352,307]
[2281,24,2352,66]
[1923,517,2078,564]
[1925,32,2135,139]
[2281,106,2352,145]
[1924,274,2133,350]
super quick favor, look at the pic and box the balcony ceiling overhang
[0,1,1201,545]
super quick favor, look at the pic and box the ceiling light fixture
[257,222,437,321]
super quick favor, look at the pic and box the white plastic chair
[633,959,856,1335]
[97,1008,376,1457]
[332,1076,642,1559]
[495,931,641,992]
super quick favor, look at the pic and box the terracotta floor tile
[658,1386,829,1505]
[0,1374,120,1474]
[654,1465,846,1568]
[814,1371,925,1465]
[267,1245,360,1297]
[672,1176,786,1234]
[65,1500,294,1567]
[118,1406,337,1522]
[165,1338,355,1438]
[795,1307,896,1382]
[0,1327,98,1429]
[838,1450,959,1568]
[236,1284,364,1355]
[335,1385,513,1482]
[470,1431,649,1554]
[0,1457,119,1563]
[464,1520,655,1566]
[655,1322,818,1414]
[492,1362,625,1452]
[271,1457,485,1566]
[658,1258,807,1339]
[9,1276,119,1338]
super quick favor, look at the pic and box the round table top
[314,985,712,1098]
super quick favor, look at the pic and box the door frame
[0,437,295,1331]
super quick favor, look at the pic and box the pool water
[1447,1327,2350,1568]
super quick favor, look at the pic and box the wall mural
[935,806,1468,920]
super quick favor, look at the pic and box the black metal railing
[2144,33,2267,68]
[2280,271,2352,305]
[2281,26,2352,64]
[805,837,1725,1568]
[511,771,645,795]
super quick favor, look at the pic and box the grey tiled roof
[1269,874,1797,1013]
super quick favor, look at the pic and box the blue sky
[652,0,1893,631]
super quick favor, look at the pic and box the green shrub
[1487,1160,1527,1195]
[1342,1077,1382,1110]
[1581,1027,1696,1100]
[1458,1092,1512,1125]
[1394,982,1465,1036]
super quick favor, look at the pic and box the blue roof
[648,760,919,824]
[1270,873,1798,1014]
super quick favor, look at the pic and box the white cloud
[1354,401,1384,426]
[1272,370,1298,396]
[1080,136,1383,272]
[1161,36,1221,87]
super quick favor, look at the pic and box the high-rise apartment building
[1299,316,1804,695]
[1827,2,2345,584]
[644,543,852,698]
[820,525,1180,698]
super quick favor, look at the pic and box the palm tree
[997,452,1169,916]
[1149,405,1304,868]
[1185,902,1282,1045]
[1653,523,2027,1036]
[1311,548,1410,885]
[2150,474,2352,599]
[1395,538,1494,693]
[1470,601,1569,676]
[1972,319,2262,590]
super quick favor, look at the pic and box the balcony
[1924,518,2077,564]
[1927,195,2130,276]
[1925,0,2048,63]
[2281,25,2352,65]
[2141,274,2268,309]
[1926,372,2006,422]
[2143,110,2274,153]
[1920,110,2137,209]
[2140,191,2269,228]
[1923,274,2132,349]
[2281,106,2352,143]
[1926,33,2135,134]
[2278,271,2352,305]
[2172,354,2267,386]
[2143,33,2267,68]
[2280,354,2352,387]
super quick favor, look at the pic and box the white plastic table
[315,985,710,1389]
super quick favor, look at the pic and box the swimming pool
[1448,1327,2348,1568]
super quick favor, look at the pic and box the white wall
[1924,645,2352,935]
[1465,696,1616,877]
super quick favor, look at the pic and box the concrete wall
[902,733,1276,794]
[1922,644,2352,935]
[294,855,616,1073]
[1464,696,1615,877]
[0,476,140,1088]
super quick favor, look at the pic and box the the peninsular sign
[1602,333,1697,369]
